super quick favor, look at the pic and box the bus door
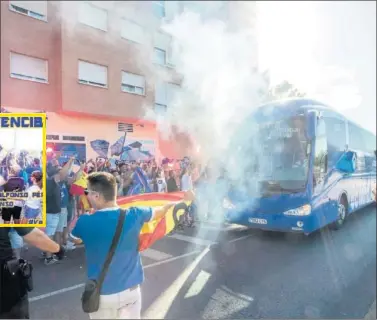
[312,118,330,225]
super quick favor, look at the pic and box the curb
[364,300,376,320]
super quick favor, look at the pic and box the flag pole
[120,131,127,158]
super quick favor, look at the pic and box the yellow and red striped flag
[118,192,191,251]
[69,171,191,251]
[70,171,88,196]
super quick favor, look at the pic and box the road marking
[29,234,252,303]
[28,250,201,303]
[168,233,216,246]
[143,234,255,319]
[184,270,212,298]
[29,284,85,302]
[141,248,172,261]
[144,246,211,319]
[144,250,201,269]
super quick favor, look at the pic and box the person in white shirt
[23,170,42,223]
[180,168,193,192]
[180,168,194,227]
[156,170,167,193]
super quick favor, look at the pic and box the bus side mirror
[336,151,356,173]
[306,110,318,140]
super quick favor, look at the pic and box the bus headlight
[223,198,235,209]
[283,204,311,216]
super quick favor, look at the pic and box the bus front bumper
[224,209,319,233]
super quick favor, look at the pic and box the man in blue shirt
[70,172,194,319]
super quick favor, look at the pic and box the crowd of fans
[0,148,44,260]
[0,146,218,264]
[77,157,202,217]
[0,151,43,225]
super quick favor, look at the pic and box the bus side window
[365,155,375,172]
[355,154,366,173]
[313,119,328,186]
[324,117,346,151]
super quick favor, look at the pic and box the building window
[10,52,48,83]
[152,1,165,18]
[167,82,180,104]
[121,19,145,44]
[154,82,180,112]
[153,32,175,67]
[121,72,145,95]
[155,103,167,114]
[155,82,167,112]
[78,2,108,31]
[9,0,47,21]
[78,60,108,88]
[153,48,166,65]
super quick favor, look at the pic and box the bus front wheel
[331,196,348,230]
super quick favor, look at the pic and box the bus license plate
[249,218,267,225]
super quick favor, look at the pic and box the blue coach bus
[223,98,376,234]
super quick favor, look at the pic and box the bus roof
[252,98,375,136]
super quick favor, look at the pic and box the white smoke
[140,4,269,223]
[150,9,265,166]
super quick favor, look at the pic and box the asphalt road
[22,205,376,319]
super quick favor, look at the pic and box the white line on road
[144,250,201,269]
[168,233,216,246]
[141,248,173,261]
[184,270,212,298]
[29,234,253,303]
[29,284,85,302]
[28,250,201,303]
[143,246,211,319]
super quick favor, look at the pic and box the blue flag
[110,136,125,156]
[127,167,152,196]
[90,140,109,158]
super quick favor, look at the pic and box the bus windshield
[233,115,310,194]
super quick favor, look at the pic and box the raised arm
[60,157,75,180]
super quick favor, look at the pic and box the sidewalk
[364,300,376,320]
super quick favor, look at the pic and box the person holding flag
[69,171,194,319]
[126,162,152,196]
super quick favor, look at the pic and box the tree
[265,80,306,102]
